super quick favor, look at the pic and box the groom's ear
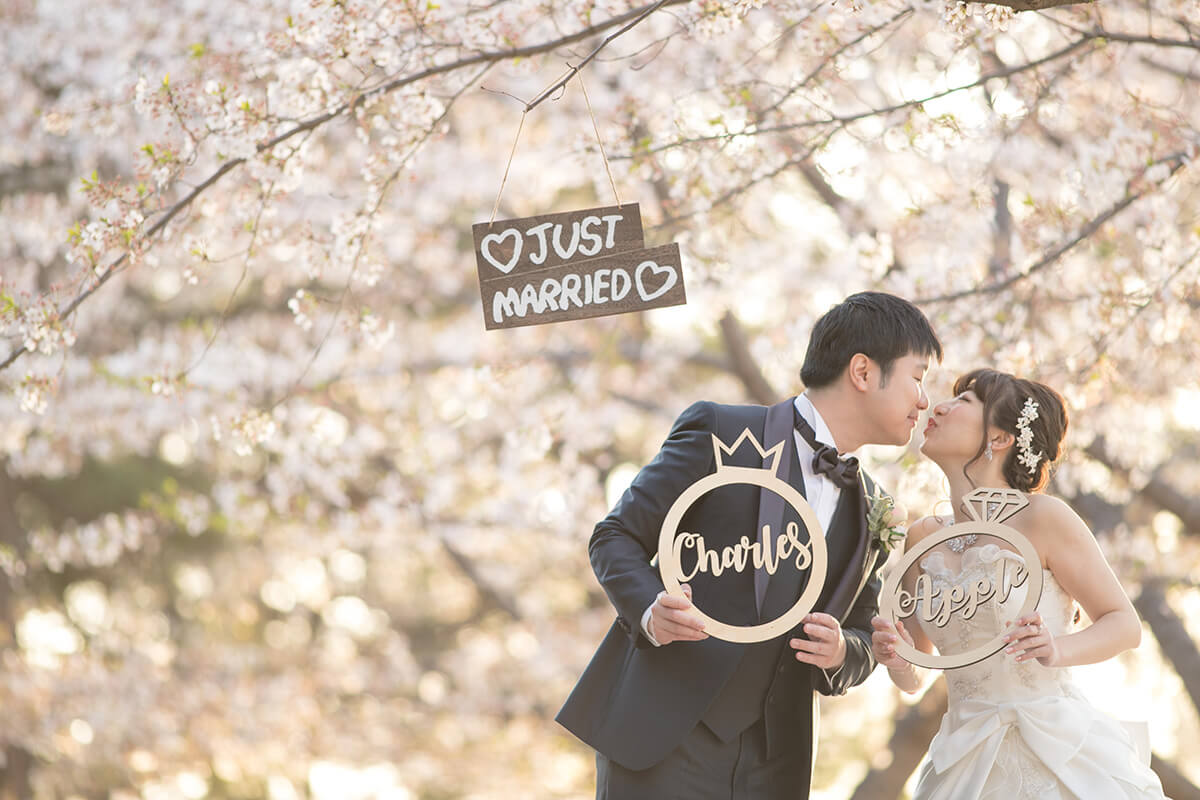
[847,353,873,392]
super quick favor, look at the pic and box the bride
[871,368,1168,799]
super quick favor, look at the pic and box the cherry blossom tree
[1,0,1198,797]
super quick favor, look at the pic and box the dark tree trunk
[849,680,948,800]
[1150,753,1200,800]
[0,467,33,800]
[1134,582,1200,721]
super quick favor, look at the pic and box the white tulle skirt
[912,686,1168,800]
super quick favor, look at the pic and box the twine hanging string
[488,110,527,228]
[484,0,668,225]
[577,69,622,209]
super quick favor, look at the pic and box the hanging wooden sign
[479,241,687,330]
[473,204,687,329]
[877,488,1045,670]
[473,204,644,279]
[656,429,828,643]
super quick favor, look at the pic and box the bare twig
[522,0,673,112]
[613,34,1099,160]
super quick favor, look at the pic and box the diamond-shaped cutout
[962,488,1028,524]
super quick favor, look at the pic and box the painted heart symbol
[480,228,522,274]
[634,259,678,302]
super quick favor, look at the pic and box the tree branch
[0,462,26,648]
[1149,754,1200,800]
[0,0,693,375]
[916,154,1188,304]
[1140,55,1200,81]
[1087,29,1200,50]
[849,680,949,800]
[797,159,909,276]
[651,133,836,230]
[0,159,72,199]
[1135,581,1200,730]
[436,532,522,620]
[1085,438,1200,531]
[989,180,1012,279]
[522,0,673,111]
[757,6,916,118]
[962,0,1091,9]
[614,34,1099,161]
[718,312,778,405]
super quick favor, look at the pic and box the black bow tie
[794,406,860,491]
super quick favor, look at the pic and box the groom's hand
[790,612,846,670]
[649,584,708,645]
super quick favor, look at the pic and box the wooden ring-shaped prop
[878,520,1043,670]
[658,465,828,643]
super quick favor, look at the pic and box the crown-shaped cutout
[713,428,785,476]
[961,487,1028,525]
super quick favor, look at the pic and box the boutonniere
[866,487,908,555]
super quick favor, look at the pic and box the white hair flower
[1015,398,1043,474]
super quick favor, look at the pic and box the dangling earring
[985,442,994,462]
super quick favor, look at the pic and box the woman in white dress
[871,368,1168,800]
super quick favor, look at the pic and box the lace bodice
[914,543,1076,704]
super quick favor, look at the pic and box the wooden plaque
[472,204,644,281]
[656,429,828,643]
[878,488,1045,670]
[480,242,687,330]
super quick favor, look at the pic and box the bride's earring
[985,442,994,462]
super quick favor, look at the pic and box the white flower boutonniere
[867,487,908,555]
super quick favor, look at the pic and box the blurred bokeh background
[1,0,1198,797]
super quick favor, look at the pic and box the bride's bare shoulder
[1023,493,1074,516]
[904,514,951,548]
[1021,493,1092,546]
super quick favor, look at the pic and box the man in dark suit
[557,292,942,799]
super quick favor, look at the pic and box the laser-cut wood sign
[657,429,828,643]
[472,204,687,329]
[878,488,1044,670]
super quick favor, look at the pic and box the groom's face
[865,352,931,446]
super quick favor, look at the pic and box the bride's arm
[871,517,939,693]
[1009,496,1141,668]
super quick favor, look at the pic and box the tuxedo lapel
[845,474,882,620]
[820,473,873,622]
[754,397,805,616]
[754,398,876,624]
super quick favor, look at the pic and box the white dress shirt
[642,394,853,645]
[792,393,843,534]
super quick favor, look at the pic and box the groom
[557,292,942,798]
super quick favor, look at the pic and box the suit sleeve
[588,401,718,648]
[813,560,882,696]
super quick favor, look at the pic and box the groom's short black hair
[800,292,942,389]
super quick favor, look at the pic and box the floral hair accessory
[1015,397,1043,474]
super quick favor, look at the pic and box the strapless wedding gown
[911,544,1168,800]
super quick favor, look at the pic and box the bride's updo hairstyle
[954,368,1069,493]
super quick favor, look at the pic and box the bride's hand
[1005,613,1060,667]
[871,616,915,671]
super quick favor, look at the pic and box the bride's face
[920,389,985,462]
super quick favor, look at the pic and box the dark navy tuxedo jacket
[557,398,886,774]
